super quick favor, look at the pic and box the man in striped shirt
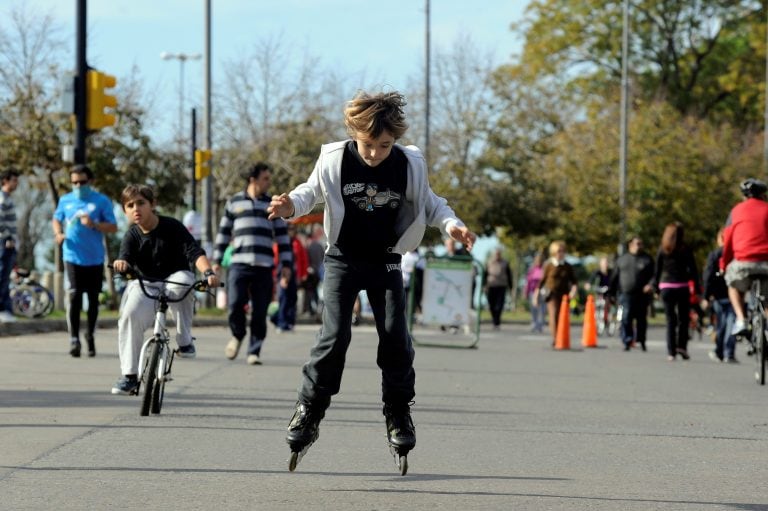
[212,162,293,365]
[0,169,19,323]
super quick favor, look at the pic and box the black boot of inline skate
[286,402,323,471]
[383,403,416,475]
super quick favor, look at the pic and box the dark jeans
[298,248,414,410]
[712,298,736,360]
[618,292,649,347]
[227,264,274,356]
[486,286,507,326]
[65,262,103,340]
[272,276,297,330]
[0,245,16,313]
[660,287,690,356]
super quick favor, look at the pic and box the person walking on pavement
[0,169,19,324]
[533,240,578,346]
[271,224,306,332]
[609,236,655,351]
[655,222,700,361]
[268,90,477,463]
[303,225,325,319]
[525,253,546,333]
[212,162,293,365]
[52,165,117,357]
[483,248,512,330]
[110,184,219,395]
[720,178,768,337]
[703,228,738,363]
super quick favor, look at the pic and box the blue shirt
[54,190,117,266]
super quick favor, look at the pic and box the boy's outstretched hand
[448,225,477,252]
[268,193,294,220]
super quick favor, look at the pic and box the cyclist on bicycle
[721,178,768,337]
[111,184,220,395]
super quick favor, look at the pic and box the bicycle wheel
[753,313,766,385]
[150,344,168,415]
[140,340,160,416]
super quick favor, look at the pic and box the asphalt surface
[1,320,768,510]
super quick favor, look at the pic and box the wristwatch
[203,269,215,278]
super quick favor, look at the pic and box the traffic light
[195,149,212,180]
[86,69,117,131]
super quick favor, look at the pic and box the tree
[0,5,70,269]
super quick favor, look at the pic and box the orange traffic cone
[554,294,570,350]
[582,294,598,348]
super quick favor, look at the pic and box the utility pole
[618,0,630,254]
[202,0,213,255]
[424,0,431,167]
[74,0,87,165]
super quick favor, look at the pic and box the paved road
[1,321,767,510]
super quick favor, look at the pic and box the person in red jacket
[720,178,768,335]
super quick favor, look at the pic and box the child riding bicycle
[111,184,219,395]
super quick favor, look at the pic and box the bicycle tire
[140,340,160,416]
[150,345,167,414]
[756,313,766,386]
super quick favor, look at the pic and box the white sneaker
[225,337,241,360]
[0,311,17,323]
[246,354,262,365]
[732,318,748,336]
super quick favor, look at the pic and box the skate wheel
[288,451,299,472]
[398,455,408,476]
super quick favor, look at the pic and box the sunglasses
[71,180,89,186]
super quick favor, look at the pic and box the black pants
[298,248,415,410]
[618,292,649,347]
[486,286,507,326]
[660,287,690,355]
[227,264,274,356]
[65,263,103,340]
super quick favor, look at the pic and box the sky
[8,0,530,269]
[16,0,530,145]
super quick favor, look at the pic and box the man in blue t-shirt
[52,165,117,358]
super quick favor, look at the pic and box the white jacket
[288,141,465,255]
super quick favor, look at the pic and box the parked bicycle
[10,268,54,318]
[113,266,219,416]
[741,277,768,385]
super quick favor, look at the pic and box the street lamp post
[160,51,202,147]
[618,0,630,254]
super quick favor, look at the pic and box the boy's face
[123,194,155,227]
[353,131,395,167]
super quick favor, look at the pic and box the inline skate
[384,403,416,475]
[286,402,323,471]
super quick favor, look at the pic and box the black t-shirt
[118,215,205,279]
[335,141,407,262]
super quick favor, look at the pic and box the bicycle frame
[745,277,768,385]
[117,269,214,415]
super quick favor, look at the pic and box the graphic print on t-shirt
[343,182,401,212]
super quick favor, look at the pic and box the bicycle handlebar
[109,264,223,304]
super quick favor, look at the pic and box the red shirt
[721,198,768,269]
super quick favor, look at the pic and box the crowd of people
[517,178,768,365]
[3,87,767,465]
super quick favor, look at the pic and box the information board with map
[421,258,475,326]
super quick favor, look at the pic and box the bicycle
[595,286,617,336]
[114,267,217,416]
[10,268,54,318]
[742,277,768,385]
